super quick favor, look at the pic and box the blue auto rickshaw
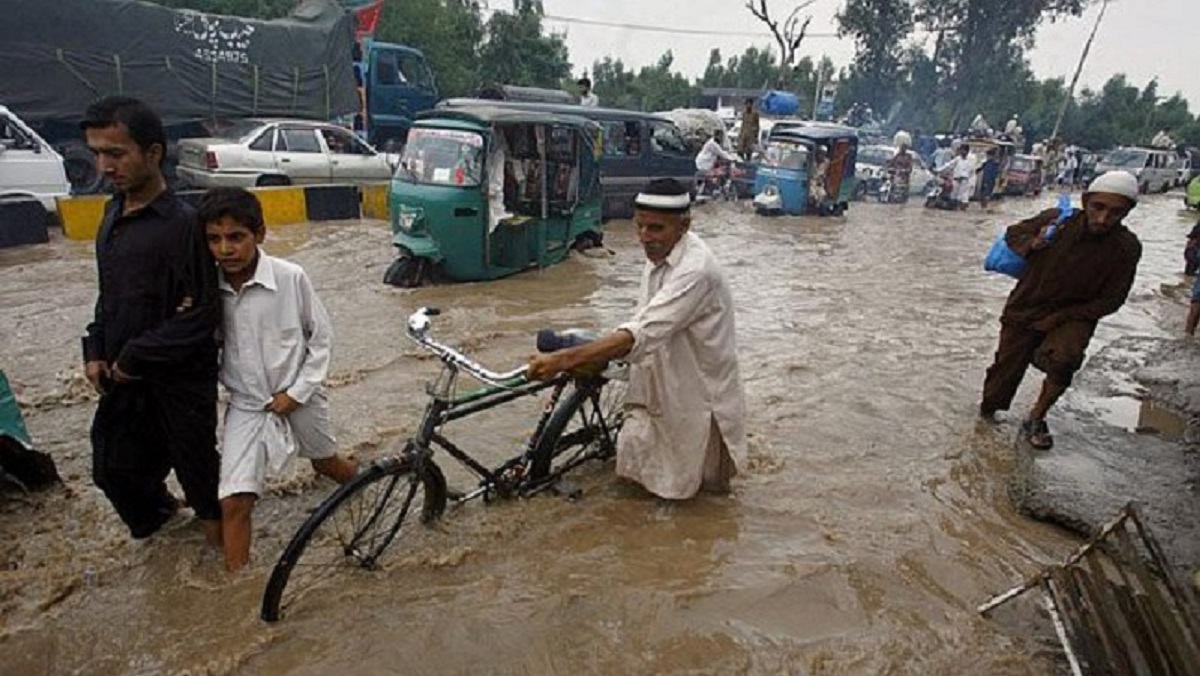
[752,125,859,216]
[384,105,604,286]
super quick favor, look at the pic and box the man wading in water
[528,178,746,499]
[980,171,1143,449]
[82,97,222,543]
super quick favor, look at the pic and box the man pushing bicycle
[528,179,747,499]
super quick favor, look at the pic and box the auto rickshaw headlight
[398,207,423,232]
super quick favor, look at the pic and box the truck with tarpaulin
[0,0,438,193]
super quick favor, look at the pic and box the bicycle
[260,307,628,622]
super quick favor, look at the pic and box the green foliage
[477,0,571,90]
[147,1,1200,147]
[701,47,779,90]
[836,0,912,113]
[376,0,484,98]
[591,52,697,112]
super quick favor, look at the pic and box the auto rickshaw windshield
[396,128,485,187]
[763,140,809,170]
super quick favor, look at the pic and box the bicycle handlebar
[406,307,530,387]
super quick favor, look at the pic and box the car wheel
[256,175,291,188]
[61,145,105,195]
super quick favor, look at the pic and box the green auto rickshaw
[384,106,604,287]
[1187,175,1200,211]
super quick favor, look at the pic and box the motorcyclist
[885,144,915,201]
[695,129,738,195]
[938,144,978,211]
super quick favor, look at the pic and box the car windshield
[1103,149,1147,168]
[857,146,893,166]
[1011,157,1034,170]
[762,141,808,170]
[210,120,270,142]
[395,128,485,187]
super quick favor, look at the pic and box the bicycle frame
[402,307,590,502]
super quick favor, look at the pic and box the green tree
[633,52,699,111]
[591,52,696,111]
[375,0,484,98]
[913,0,1090,127]
[835,0,912,113]
[477,0,571,90]
[591,57,639,109]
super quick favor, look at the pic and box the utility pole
[1051,0,1110,140]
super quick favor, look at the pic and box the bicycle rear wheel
[528,376,627,487]
[260,449,447,622]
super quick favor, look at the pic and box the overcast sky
[535,0,1196,110]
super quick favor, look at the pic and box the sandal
[1022,418,1054,450]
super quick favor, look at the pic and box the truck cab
[361,41,439,150]
[0,106,70,211]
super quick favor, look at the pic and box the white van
[0,105,71,212]
[1096,147,1177,194]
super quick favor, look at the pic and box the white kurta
[944,155,978,203]
[218,252,334,492]
[695,138,737,173]
[617,231,747,499]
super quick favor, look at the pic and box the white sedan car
[177,119,394,188]
[855,144,935,197]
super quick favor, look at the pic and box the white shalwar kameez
[616,231,747,499]
[945,154,978,204]
[218,252,336,499]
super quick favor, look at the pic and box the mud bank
[1008,335,1200,579]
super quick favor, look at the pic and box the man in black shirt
[81,97,222,543]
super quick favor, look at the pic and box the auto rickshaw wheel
[383,253,427,288]
[571,230,604,252]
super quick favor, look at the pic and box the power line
[542,13,841,39]
[477,7,842,39]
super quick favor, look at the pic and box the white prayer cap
[1085,171,1139,203]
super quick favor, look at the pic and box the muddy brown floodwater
[1,191,1194,675]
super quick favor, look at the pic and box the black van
[438,99,696,219]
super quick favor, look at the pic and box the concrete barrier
[361,182,390,221]
[0,197,51,248]
[55,184,369,241]
[304,185,360,221]
[255,186,309,226]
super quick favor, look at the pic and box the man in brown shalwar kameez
[980,171,1143,449]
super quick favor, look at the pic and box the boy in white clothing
[198,188,357,573]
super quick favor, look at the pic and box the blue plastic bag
[984,194,1075,279]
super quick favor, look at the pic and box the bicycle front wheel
[528,376,627,486]
[260,450,447,622]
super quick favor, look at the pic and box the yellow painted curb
[361,182,390,220]
[57,184,335,241]
[56,195,110,241]
[253,186,308,227]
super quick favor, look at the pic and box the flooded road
[2,192,1195,674]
